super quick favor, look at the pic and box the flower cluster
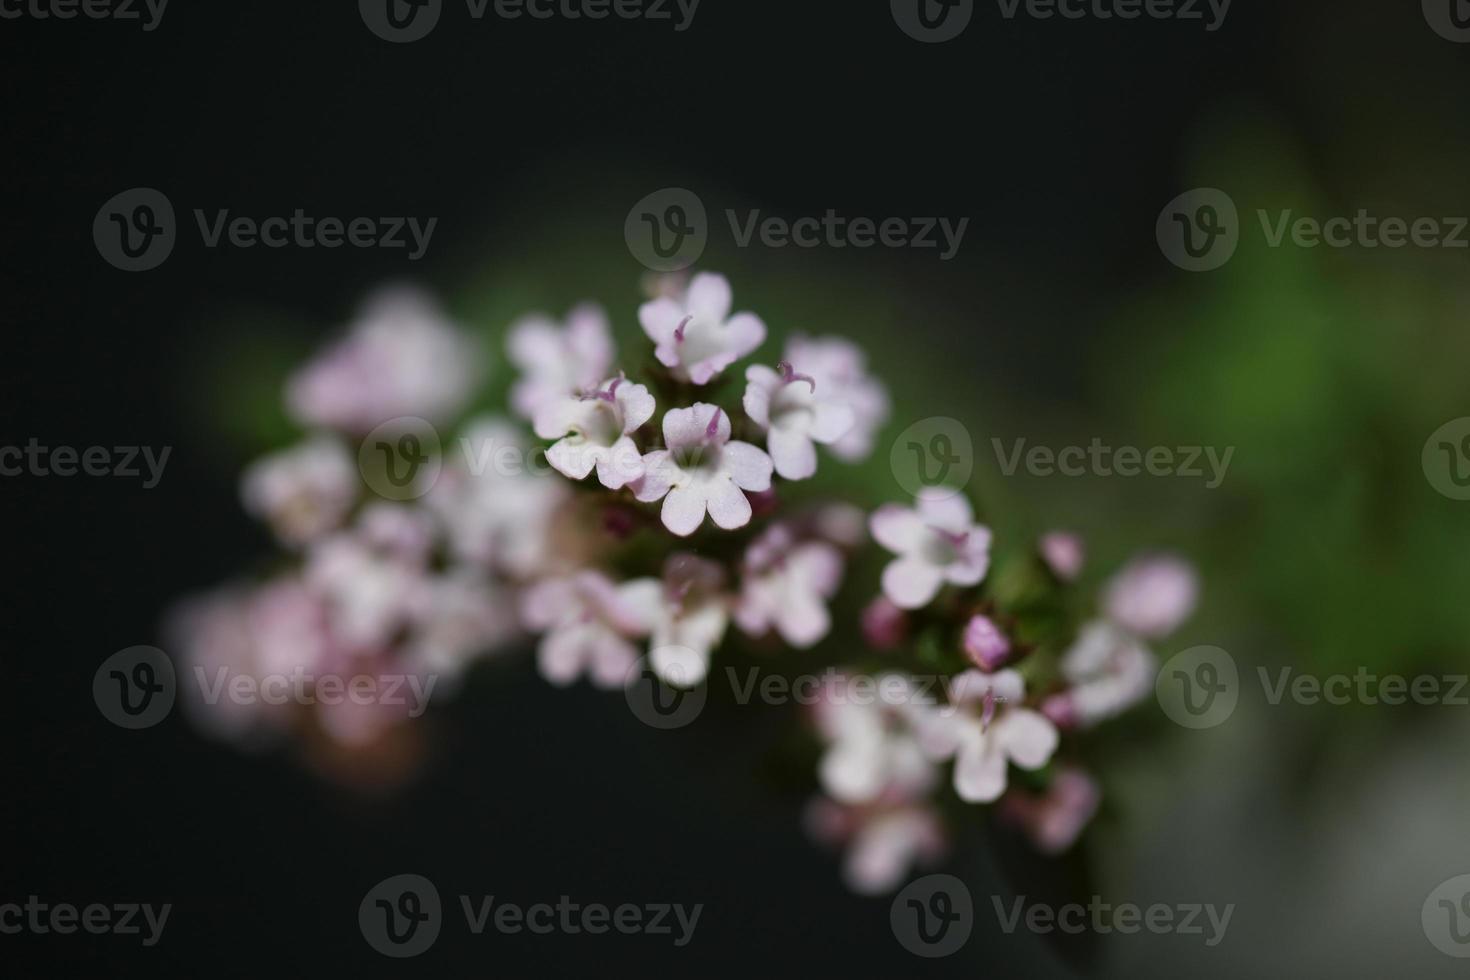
[171,272,1197,890]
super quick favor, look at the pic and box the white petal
[661,484,708,536]
[616,382,656,434]
[545,439,598,481]
[869,505,925,554]
[742,365,780,429]
[809,400,857,444]
[631,451,676,502]
[705,478,753,531]
[881,557,945,609]
[685,272,732,322]
[638,297,686,345]
[595,436,644,490]
[724,311,766,360]
[651,642,709,687]
[997,709,1059,770]
[767,427,817,481]
[953,733,1008,803]
[722,440,773,492]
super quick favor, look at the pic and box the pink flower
[240,437,356,547]
[962,614,1011,672]
[633,404,773,537]
[1039,531,1085,582]
[428,416,570,579]
[637,554,731,687]
[869,490,992,609]
[533,374,655,489]
[520,572,661,689]
[506,304,615,420]
[1102,554,1197,638]
[781,335,890,462]
[805,795,946,895]
[638,272,766,385]
[1044,620,1156,729]
[403,568,520,684]
[813,673,937,805]
[735,524,844,648]
[1001,766,1101,855]
[921,670,1058,804]
[742,361,855,480]
[304,524,430,655]
[287,286,481,433]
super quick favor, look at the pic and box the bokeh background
[5,1,1470,976]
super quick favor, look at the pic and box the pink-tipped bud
[1039,531,1085,583]
[861,597,909,651]
[963,614,1011,672]
[1041,692,1078,730]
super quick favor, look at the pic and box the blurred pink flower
[813,673,937,806]
[641,554,730,687]
[1102,553,1197,637]
[632,404,773,536]
[742,361,855,480]
[506,303,615,420]
[240,437,356,547]
[533,374,654,490]
[781,335,890,462]
[805,795,946,895]
[520,571,661,689]
[870,490,992,609]
[638,272,766,385]
[286,287,480,433]
[1001,766,1101,855]
[860,597,909,651]
[1039,530,1085,582]
[1045,620,1157,729]
[921,669,1058,804]
[735,523,844,648]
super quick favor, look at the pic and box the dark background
[3,2,1457,977]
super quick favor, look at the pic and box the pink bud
[1039,531,1085,582]
[962,614,1011,671]
[861,597,908,651]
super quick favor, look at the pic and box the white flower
[304,526,428,655]
[286,286,481,434]
[781,335,889,462]
[403,567,520,685]
[734,523,844,648]
[506,304,615,420]
[813,673,937,806]
[532,374,655,490]
[240,437,356,547]
[805,796,945,896]
[638,272,766,385]
[520,572,661,689]
[1045,620,1157,728]
[921,670,1058,804]
[633,403,773,537]
[1102,554,1198,638]
[869,490,992,609]
[742,362,856,480]
[427,416,569,579]
[635,555,730,687]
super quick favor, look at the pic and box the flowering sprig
[170,270,1198,894]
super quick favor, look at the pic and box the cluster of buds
[170,272,1197,890]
